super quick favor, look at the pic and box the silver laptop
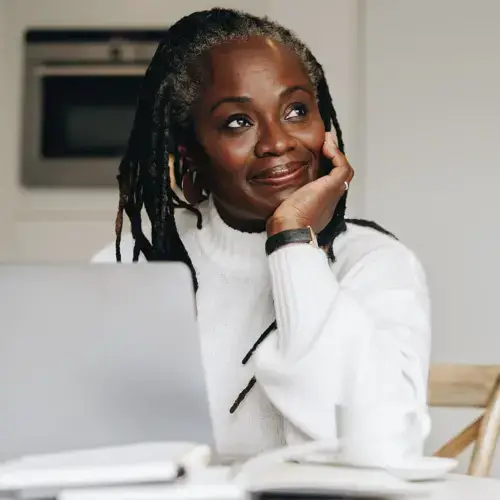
[0,263,214,462]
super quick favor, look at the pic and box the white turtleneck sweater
[92,198,431,458]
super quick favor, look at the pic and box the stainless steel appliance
[21,29,164,188]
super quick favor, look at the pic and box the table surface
[54,466,500,500]
[244,464,500,500]
[426,473,500,499]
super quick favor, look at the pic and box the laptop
[0,263,214,463]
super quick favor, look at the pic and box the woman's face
[190,36,326,231]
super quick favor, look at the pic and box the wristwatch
[265,226,318,256]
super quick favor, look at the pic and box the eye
[285,103,308,120]
[224,115,252,129]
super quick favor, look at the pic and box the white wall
[0,1,16,261]
[363,0,500,474]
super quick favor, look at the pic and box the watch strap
[265,227,316,256]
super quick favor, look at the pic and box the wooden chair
[429,364,500,476]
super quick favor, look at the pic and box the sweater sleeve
[253,238,431,448]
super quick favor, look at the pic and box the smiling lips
[252,161,309,186]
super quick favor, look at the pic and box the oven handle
[33,64,148,77]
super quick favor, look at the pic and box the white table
[243,464,500,500]
[426,473,500,499]
[56,466,500,500]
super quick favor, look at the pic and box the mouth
[251,161,309,186]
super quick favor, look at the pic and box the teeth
[271,167,289,175]
[259,165,300,178]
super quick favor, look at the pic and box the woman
[94,8,431,460]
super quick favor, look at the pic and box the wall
[363,0,500,474]
[0,1,16,261]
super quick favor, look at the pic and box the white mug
[336,403,431,468]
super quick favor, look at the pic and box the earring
[181,169,205,205]
[178,145,207,205]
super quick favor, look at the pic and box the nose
[254,121,297,158]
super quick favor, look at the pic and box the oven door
[22,63,147,188]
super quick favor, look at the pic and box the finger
[320,133,354,193]
[322,132,337,157]
[322,133,352,173]
[327,160,353,190]
[310,161,352,200]
[325,137,347,166]
[328,155,354,190]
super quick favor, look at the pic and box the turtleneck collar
[194,197,268,276]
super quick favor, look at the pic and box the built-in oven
[21,29,164,188]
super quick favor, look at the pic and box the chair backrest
[429,364,500,477]
[429,364,500,407]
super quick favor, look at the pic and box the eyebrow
[210,96,251,113]
[209,85,313,114]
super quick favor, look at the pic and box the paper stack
[0,442,213,499]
